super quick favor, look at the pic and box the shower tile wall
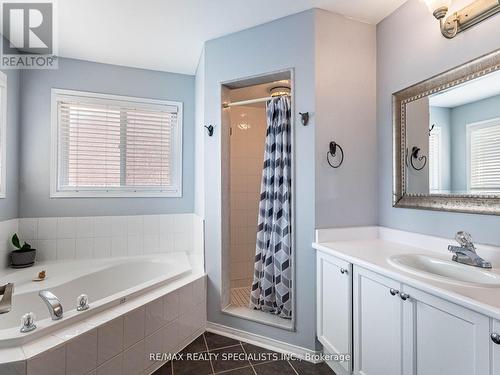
[230,106,266,289]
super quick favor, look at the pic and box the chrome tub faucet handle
[20,312,37,333]
[77,294,89,311]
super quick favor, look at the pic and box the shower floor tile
[231,287,251,307]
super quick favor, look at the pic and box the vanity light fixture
[423,0,500,38]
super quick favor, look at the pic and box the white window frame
[50,89,183,198]
[0,72,7,199]
[466,117,500,193]
[429,126,442,192]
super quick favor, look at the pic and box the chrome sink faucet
[39,290,63,320]
[448,231,492,269]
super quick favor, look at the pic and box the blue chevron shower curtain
[250,96,292,318]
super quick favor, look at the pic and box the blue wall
[0,69,20,221]
[18,58,195,217]
[314,10,377,228]
[378,0,500,246]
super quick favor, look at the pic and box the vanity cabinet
[316,251,352,375]
[316,252,496,375]
[353,267,403,375]
[492,319,500,374]
[401,285,489,375]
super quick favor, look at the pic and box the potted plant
[10,233,36,268]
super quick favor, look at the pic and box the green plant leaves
[11,234,33,252]
[21,242,32,251]
[11,233,21,249]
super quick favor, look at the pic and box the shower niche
[220,71,294,330]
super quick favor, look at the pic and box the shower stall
[220,71,294,329]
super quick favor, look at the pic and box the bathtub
[0,252,192,348]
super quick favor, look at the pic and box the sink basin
[388,254,500,287]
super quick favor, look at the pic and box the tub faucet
[0,283,14,314]
[448,231,492,269]
[39,290,63,320]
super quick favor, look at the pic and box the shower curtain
[250,95,292,318]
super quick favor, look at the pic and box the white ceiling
[430,70,500,108]
[58,0,407,75]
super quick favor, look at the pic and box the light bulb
[237,113,251,130]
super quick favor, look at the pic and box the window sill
[50,190,182,198]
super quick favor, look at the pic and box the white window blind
[429,127,441,192]
[468,118,500,193]
[0,72,6,199]
[51,89,182,197]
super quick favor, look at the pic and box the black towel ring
[410,146,427,171]
[327,141,344,168]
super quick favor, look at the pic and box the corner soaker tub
[0,252,191,348]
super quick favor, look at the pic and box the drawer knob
[340,268,348,275]
[390,288,399,296]
[492,333,500,344]
[400,293,410,301]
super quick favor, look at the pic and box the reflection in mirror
[406,69,500,196]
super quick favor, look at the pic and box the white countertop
[313,226,500,321]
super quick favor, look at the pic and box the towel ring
[327,141,344,168]
[410,146,427,171]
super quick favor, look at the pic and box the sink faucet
[448,231,492,269]
[39,290,63,320]
[0,283,14,314]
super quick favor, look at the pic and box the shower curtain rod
[222,93,290,108]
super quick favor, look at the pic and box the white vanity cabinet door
[401,285,490,375]
[353,267,403,375]
[316,252,352,375]
[492,319,500,374]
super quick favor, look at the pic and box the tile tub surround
[0,274,207,375]
[0,219,19,268]
[13,214,203,264]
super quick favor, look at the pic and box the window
[0,72,6,199]
[51,89,182,197]
[467,118,500,193]
[429,126,442,192]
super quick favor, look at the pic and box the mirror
[393,49,500,215]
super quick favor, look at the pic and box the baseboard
[206,321,322,363]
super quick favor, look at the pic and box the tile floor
[153,332,336,375]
